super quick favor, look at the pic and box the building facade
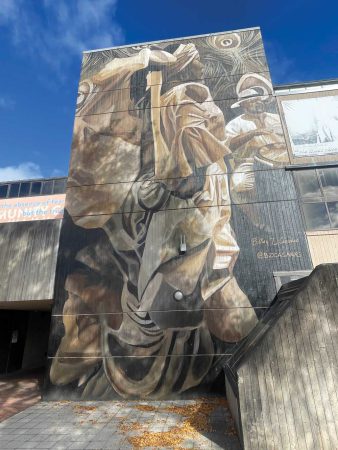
[45,27,338,400]
[1,27,337,399]
[0,177,66,374]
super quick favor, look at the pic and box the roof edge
[82,26,261,54]
[275,77,338,91]
[0,176,67,185]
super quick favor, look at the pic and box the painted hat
[231,73,273,108]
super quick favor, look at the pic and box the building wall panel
[306,230,338,266]
[237,265,338,449]
[0,220,61,302]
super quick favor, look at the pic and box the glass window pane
[328,202,338,228]
[19,182,30,197]
[0,184,8,198]
[302,202,330,230]
[53,179,66,194]
[8,183,20,198]
[294,170,322,200]
[42,181,53,195]
[31,181,42,195]
[319,168,338,199]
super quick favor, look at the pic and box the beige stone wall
[306,230,338,266]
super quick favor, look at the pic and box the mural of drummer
[227,73,289,195]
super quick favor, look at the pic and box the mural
[278,89,338,167]
[280,92,338,158]
[47,30,312,400]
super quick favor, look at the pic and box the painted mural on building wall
[47,30,312,399]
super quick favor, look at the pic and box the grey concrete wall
[0,220,61,302]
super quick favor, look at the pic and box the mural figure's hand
[231,162,255,192]
[138,179,170,210]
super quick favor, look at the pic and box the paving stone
[0,397,240,450]
[15,442,38,449]
[51,446,70,450]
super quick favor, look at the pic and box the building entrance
[0,309,51,376]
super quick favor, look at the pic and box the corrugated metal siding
[0,220,61,302]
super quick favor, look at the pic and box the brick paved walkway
[0,397,240,449]
[0,371,42,422]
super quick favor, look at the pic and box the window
[0,184,8,199]
[53,179,66,194]
[8,183,20,198]
[294,167,338,231]
[327,202,338,227]
[318,168,338,199]
[295,170,322,200]
[19,182,31,197]
[302,203,330,230]
[273,270,311,291]
[30,181,42,195]
[0,178,67,199]
[41,180,53,195]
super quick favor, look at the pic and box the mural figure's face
[242,99,265,115]
[168,56,204,82]
[190,56,204,79]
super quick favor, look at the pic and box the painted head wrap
[170,43,200,72]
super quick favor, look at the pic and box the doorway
[0,310,51,375]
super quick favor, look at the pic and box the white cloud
[0,0,123,72]
[0,163,43,182]
[50,168,66,178]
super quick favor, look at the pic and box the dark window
[1,178,67,199]
[8,183,20,198]
[42,181,53,195]
[0,184,8,198]
[295,167,338,231]
[19,182,31,197]
[53,179,66,194]
[31,181,42,195]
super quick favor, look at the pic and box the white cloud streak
[50,169,66,178]
[0,0,123,71]
[0,163,43,182]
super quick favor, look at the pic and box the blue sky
[0,0,337,181]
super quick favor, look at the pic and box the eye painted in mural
[47,30,312,400]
